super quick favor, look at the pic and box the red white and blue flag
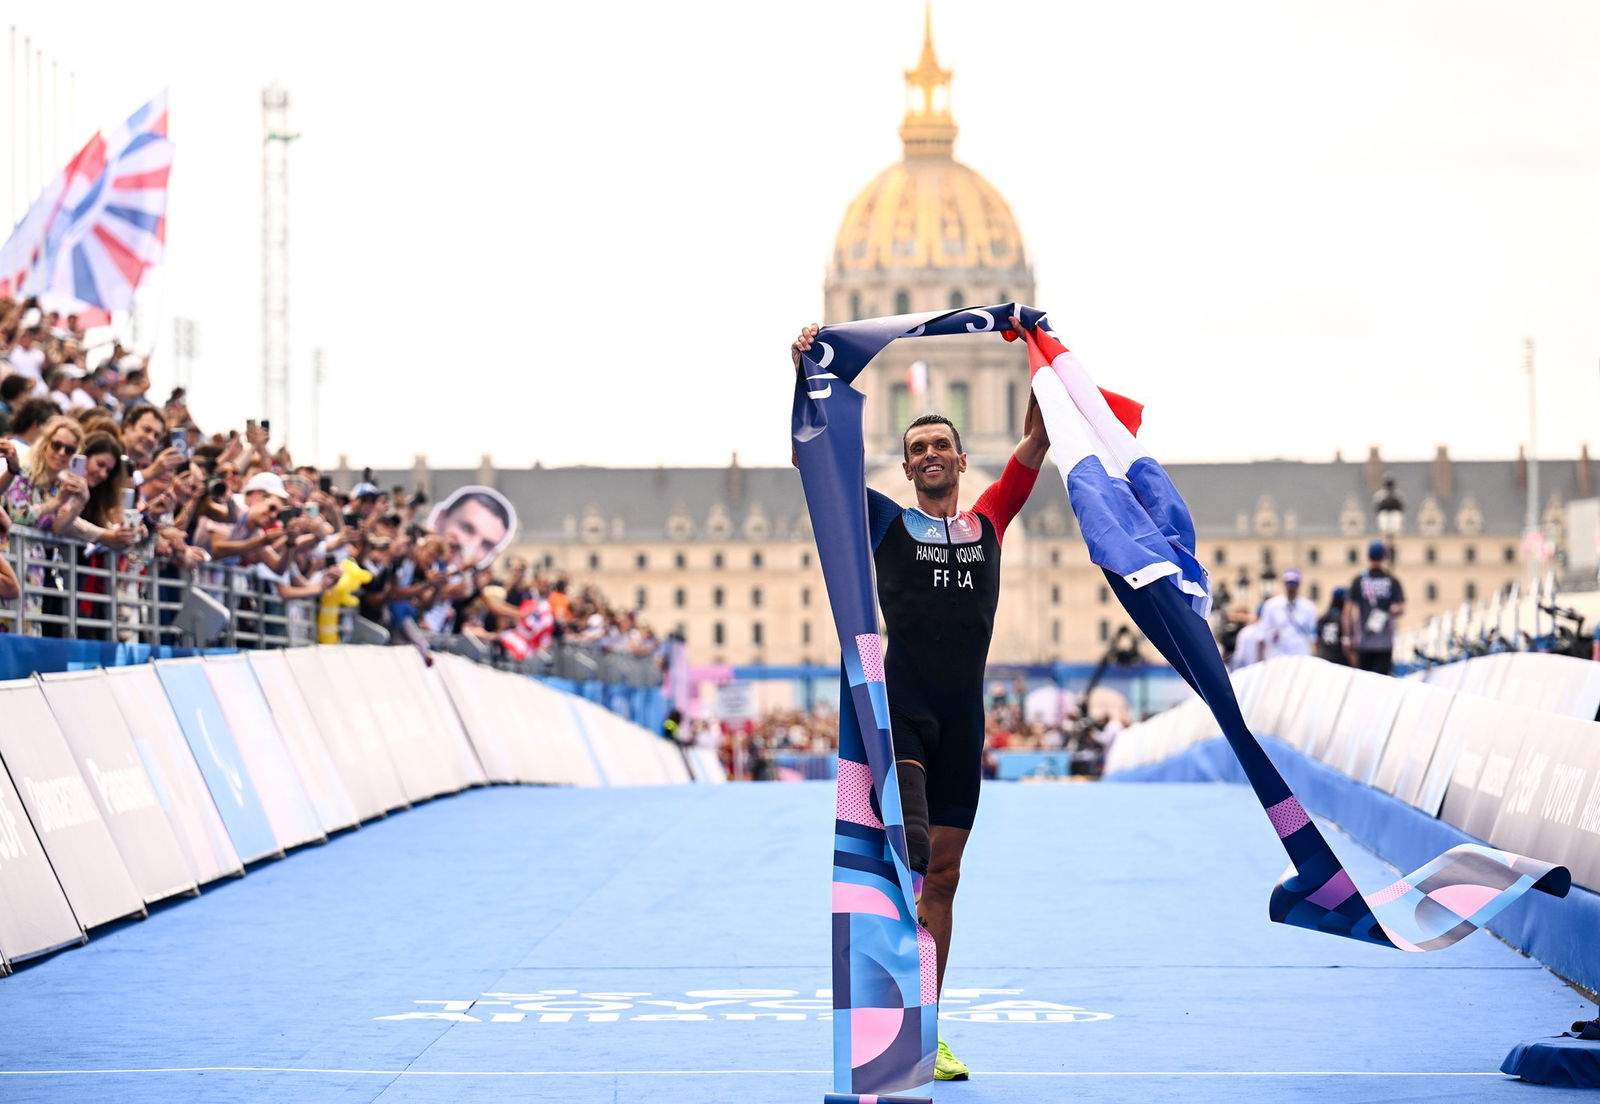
[0,92,171,323]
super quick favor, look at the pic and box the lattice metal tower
[261,84,297,440]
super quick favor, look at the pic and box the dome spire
[899,0,957,159]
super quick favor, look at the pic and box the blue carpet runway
[0,782,1590,1103]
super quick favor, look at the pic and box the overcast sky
[6,0,1597,472]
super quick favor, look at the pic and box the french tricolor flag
[1018,322,1211,618]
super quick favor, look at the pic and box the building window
[588,553,600,570]
[850,291,862,320]
[1465,581,1478,601]
[635,552,648,569]
[1504,545,1516,563]
[1052,620,1061,643]
[1309,582,1321,603]
[635,587,646,609]
[1098,619,1110,642]
[713,587,724,608]
[1464,545,1477,564]
[752,622,763,646]
[713,552,724,569]
[1051,549,1060,567]
[801,586,811,608]
[1426,582,1438,602]
[1007,380,1019,436]
[751,551,763,569]
[1425,546,1436,564]
[892,382,913,432]
[752,587,763,608]
[542,553,554,568]
[801,551,812,568]
[947,382,969,434]
[949,289,964,310]
[1347,547,1359,565]
[713,622,724,646]
[1098,586,1110,605]
[674,588,686,608]
[1051,585,1061,605]
[674,552,686,569]
[894,289,910,314]
[1307,546,1320,565]
[1214,547,1227,565]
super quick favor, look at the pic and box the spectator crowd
[0,296,665,677]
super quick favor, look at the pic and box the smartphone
[318,475,333,494]
[247,418,257,433]
[277,506,301,524]
[70,455,87,478]
[261,419,271,434]
[171,429,189,458]
[305,501,320,519]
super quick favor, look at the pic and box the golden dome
[833,158,1027,273]
[831,6,1027,274]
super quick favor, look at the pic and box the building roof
[358,451,1593,545]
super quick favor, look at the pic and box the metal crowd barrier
[0,526,667,696]
[0,524,316,649]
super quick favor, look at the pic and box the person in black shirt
[1344,542,1406,674]
[1316,587,1349,664]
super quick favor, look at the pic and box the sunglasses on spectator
[48,440,76,455]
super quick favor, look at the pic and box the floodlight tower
[261,84,298,442]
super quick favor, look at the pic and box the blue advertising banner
[154,660,282,865]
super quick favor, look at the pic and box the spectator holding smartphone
[2,415,87,531]
[63,432,141,549]
[120,403,184,488]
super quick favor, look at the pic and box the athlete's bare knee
[922,862,961,905]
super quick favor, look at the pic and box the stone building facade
[351,18,1594,670]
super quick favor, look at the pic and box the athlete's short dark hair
[902,414,962,460]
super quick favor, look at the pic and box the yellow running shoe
[935,1037,969,1081]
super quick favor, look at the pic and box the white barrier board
[1438,695,1531,842]
[418,660,489,787]
[1488,714,1600,892]
[1324,668,1409,786]
[201,657,326,851]
[283,647,409,817]
[337,646,464,798]
[433,653,521,783]
[1371,681,1457,811]
[241,651,360,835]
[0,752,83,971]
[102,666,243,884]
[0,680,145,929]
[38,672,197,905]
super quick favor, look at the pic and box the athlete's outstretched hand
[791,324,819,370]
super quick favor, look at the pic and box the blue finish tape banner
[154,660,281,865]
[794,304,1573,1095]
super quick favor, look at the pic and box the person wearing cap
[200,471,298,571]
[1257,568,1318,660]
[1316,587,1350,664]
[1343,541,1406,674]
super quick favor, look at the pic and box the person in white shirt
[1258,568,1318,660]
[5,330,47,395]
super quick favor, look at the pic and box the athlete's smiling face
[902,423,967,494]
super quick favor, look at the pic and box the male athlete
[792,322,1050,1081]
